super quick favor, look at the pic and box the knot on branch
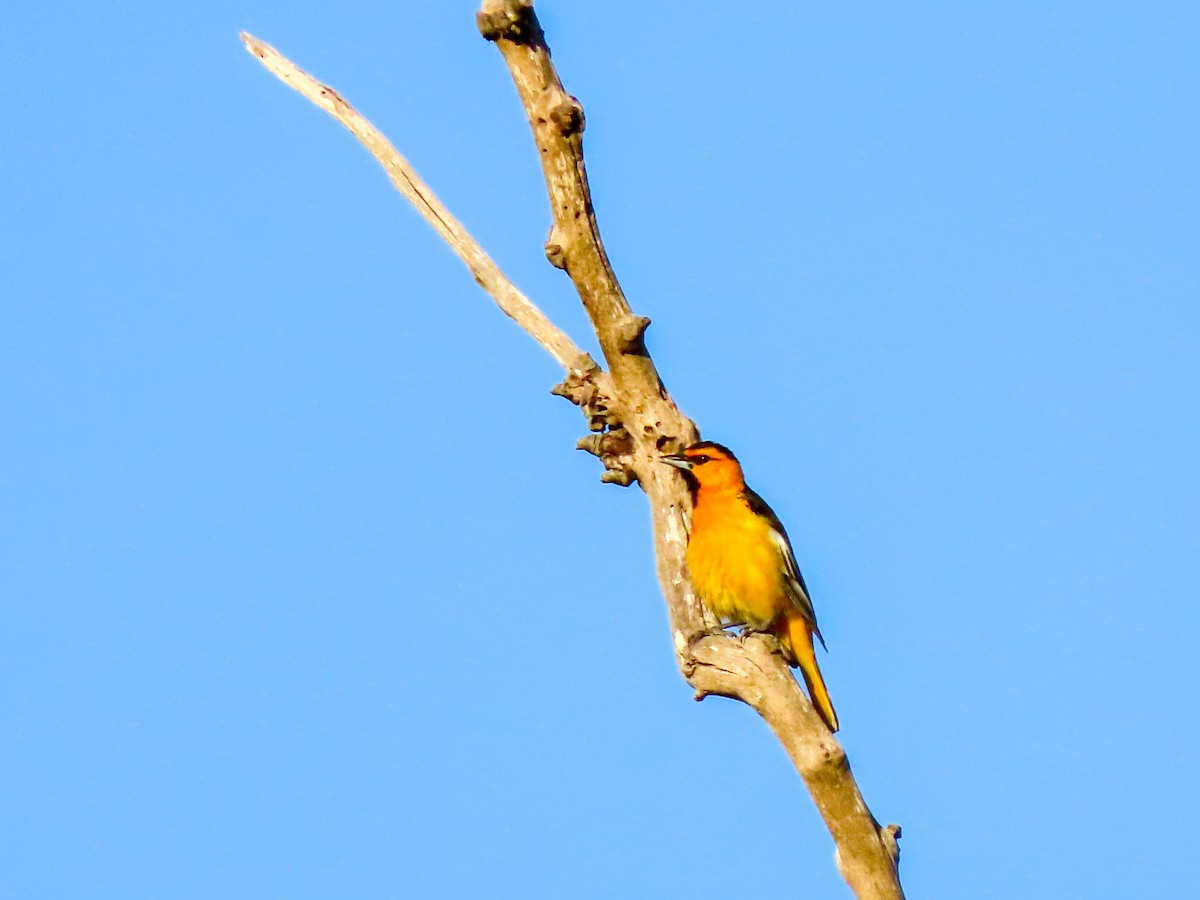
[550,361,613,432]
[681,629,780,699]
[552,364,635,484]
[577,426,636,486]
[547,90,585,136]
[881,823,902,866]
[544,225,567,270]
[681,630,737,697]
[616,315,651,354]
[475,0,540,44]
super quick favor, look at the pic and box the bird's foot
[734,625,770,647]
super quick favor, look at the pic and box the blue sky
[3,1,1198,897]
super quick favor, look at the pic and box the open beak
[659,453,694,471]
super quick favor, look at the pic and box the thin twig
[240,32,591,376]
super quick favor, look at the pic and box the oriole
[661,441,839,732]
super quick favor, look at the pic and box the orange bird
[661,441,838,731]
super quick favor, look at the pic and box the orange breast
[687,493,788,629]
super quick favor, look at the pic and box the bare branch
[240,32,591,377]
[243,10,904,897]
[474,3,656,392]
[475,2,906,897]
[689,635,905,898]
[474,0,704,633]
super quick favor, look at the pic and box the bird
[661,441,839,732]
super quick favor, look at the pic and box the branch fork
[242,5,904,896]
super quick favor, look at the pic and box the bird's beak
[660,453,694,471]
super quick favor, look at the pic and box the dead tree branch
[240,32,592,378]
[242,6,904,895]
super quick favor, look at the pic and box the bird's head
[660,441,744,491]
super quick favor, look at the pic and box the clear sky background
[3,2,1198,897]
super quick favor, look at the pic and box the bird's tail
[783,614,839,732]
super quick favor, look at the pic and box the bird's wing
[743,487,826,649]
